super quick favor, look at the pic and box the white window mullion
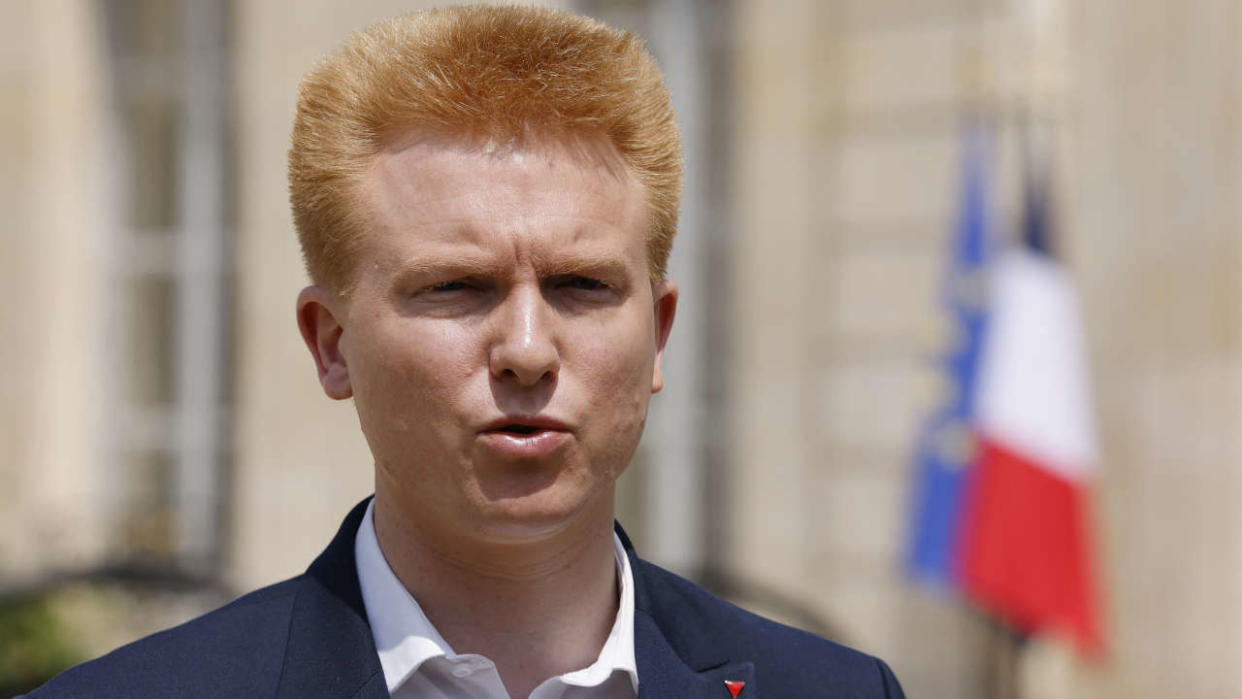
[172,0,229,573]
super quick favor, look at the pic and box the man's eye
[564,276,607,292]
[428,280,468,293]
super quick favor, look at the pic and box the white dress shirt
[355,500,638,699]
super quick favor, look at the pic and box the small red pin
[724,680,746,697]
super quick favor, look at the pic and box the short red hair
[289,5,682,292]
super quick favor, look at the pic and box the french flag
[956,172,1104,655]
[908,125,1104,655]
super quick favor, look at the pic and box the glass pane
[121,275,175,406]
[116,449,174,561]
[123,98,179,232]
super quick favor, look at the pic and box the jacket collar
[278,498,388,699]
[274,499,754,698]
[616,524,758,698]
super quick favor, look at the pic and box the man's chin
[466,485,611,544]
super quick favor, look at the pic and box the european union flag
[905,122,995,587]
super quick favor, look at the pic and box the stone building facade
[2,1,1240,697]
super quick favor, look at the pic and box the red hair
[289,5,682,292]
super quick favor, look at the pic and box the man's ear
[296,285,353,400]
[651,279,678,394]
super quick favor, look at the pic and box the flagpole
[958,4,1027,697]
[982,617,1025,699]
[954,5,1029,697]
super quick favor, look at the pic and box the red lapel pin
[724,680,746,697]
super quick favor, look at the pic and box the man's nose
[488,286,559,387]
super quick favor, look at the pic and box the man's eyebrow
[393,256,507,278]
[395,253,634,280]
[535,254,632,280]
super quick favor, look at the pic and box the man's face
[299,136,676,545]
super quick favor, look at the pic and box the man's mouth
[479,417,572,458]
[481,416,571,435]
[497,424,541,435]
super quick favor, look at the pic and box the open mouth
[480,419,569,457]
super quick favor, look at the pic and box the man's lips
[478,417,572,459]
[480,416,573,434]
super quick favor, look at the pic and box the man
[31,6,903,698]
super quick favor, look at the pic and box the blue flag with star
[905,122,995,587]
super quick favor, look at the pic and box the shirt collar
[354,499,638,695]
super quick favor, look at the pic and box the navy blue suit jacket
[30,499,905,698]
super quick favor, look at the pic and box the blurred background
[2,0,1240,696]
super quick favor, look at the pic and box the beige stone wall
[0,0,113,583]
[1065,1,1242,696]
[729,0,1242,697]
[231,0,401,592]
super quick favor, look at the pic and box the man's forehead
[360,133,645,231]
[351,130,650,279]
[377,127,633,175]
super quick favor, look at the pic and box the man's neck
[372,492,620,699]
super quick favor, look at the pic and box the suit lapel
[276,499,389,699]
[634,611,756,698]
[620,524,759,699]
[271,507,756,699]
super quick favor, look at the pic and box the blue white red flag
[907,126,1105,656]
